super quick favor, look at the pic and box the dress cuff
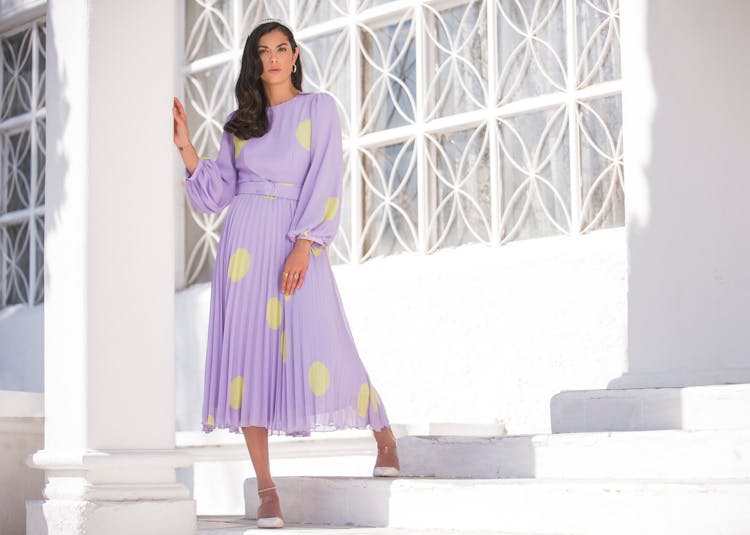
[287,231,326,247]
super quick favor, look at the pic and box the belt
[236,180,302,201]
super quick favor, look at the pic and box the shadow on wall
[608,0,750,391]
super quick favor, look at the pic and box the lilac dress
[184,91,390,437]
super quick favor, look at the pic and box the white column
[617,0,750,388]
[26,1,196,533]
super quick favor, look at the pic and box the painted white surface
[620,0,750,388]
[3,220,628,522]
[197,520,518,534]
[25,0,196,532]
[176,227,627,438]
[397,429,750,479]
[241,475,750,533]
[0,0,44,33]
[0,305,43,392]
[551,383,750,433]
[0,391,43,535]
[4,229,628,438]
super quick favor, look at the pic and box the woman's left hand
[281,240,312,296]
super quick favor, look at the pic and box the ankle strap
[258,486,277,494]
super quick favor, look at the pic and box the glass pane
[36,21,46,109]
[2,219,30,306]
[3,128,32,213]
[33,215,44,305]
[426,124,491,251]
[579,94,624,231]
[576,0,621,87]
[423,1,487,120]
[360,12,416,133]
[239,0,290,38]
[496,0,567,105]
[1,27,34,119]
[35,118,45,206]
[296,0,348,29]
[297,32,350,129]
[185,0,234,63]
[498,105,570,241]
[184,63,236,154]
[361,139,418,259]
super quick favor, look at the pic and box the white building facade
[0,0,747,533]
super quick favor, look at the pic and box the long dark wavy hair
[224,22,303,140]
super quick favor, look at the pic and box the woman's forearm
[179,142,200,176]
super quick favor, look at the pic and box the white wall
[620,0,750,388]
[0,390,43,535]
[0,306,43,392]
[0,0,44,33]
[4,229,626,439]
[176,228,627,436]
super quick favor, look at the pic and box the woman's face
[257,29,299,84]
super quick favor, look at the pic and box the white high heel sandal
[373,443,400,477]
[255,485,284,529]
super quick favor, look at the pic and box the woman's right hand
[173,96,191,149]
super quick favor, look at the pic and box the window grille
[180,0,622,287]
[0,19,46,309]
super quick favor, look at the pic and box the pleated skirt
[200,190,390,437]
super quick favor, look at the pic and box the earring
[292,64,297,73]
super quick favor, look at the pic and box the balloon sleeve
[184,111,238,214]
[285,93,344,247]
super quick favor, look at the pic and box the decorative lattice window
[179,0,622,287]
[0,19,46,309]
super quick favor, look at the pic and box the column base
[27,498,196,535]
[25,448,197,534]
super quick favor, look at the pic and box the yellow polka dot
[206,414,215,426]
[323,197,339,221]
[295,119,311,151]
[233,135,249,159]
[308,361,330,396]
[370,386,379,412]
[302,230,310,236]
[229,375,244,410]
[266,296,282,329]
[280,181,294,186]
[261,194,278,200]
[280,330,287,363]
[227,248,251,282]
[357,383,370,417]
[283,292,292,302]
[200,156,211,160]
[310,246,323,256]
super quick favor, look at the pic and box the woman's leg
[372,425,400,473]
[373,425,397,448]
[241,425,275,490]
[242,425,284,523]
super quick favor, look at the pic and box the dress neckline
[268,91,307,109]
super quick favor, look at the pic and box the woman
[172,18,400,529]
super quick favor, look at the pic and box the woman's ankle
[373,425,396,446]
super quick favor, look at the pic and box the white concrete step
[550,383,750,432]
[243,476,750,534]
[198,515,516,533]
[397,429,750,479]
